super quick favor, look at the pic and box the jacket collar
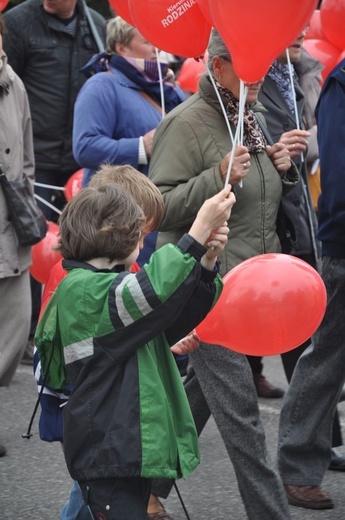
[62,259,125,273]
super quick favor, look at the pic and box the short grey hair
[106,16,136,54]
[207,29,232,70]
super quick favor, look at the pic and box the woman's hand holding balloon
[219,144,250,185]
[266,142,291,174]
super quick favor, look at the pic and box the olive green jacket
[149,74,299,276]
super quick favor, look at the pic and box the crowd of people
[1,1,345,519]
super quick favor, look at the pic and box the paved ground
[1,355,345,519]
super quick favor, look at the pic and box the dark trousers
[79,478,151,520]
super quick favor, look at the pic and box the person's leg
[60,481,91,520]
[247,355,285,398]
[0,270,31,386]
[278,256,345,486]
[281,340,343,449]
[190,345,291,520]
[79,478,151,520]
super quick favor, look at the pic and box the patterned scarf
[216,81,267,153]
[81,53,181,113]
[268,60,295,113]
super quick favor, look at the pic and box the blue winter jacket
[315,59,345,257]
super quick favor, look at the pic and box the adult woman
[73,16,184,266]
[148,30,298,519]
[0,13,35,453]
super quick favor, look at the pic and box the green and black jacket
[35,234,223,482]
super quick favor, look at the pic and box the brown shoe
[254,374,285,398]
[20,340,34,365]
[147,513,174,520]
[284,485,334,509]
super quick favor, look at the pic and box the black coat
[258,75,319,260]
[3,0,106,176]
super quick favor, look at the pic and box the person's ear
[212,56,223,82]
[115,42,126,56]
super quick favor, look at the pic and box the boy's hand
[170,331,200,355]
[189,186,236,247]
[201,223,230,270]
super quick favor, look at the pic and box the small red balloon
[64,169,83,202]
[0,0,9,12]
[108,0,135,25]
[320,0,345,51]
[305,10,325,40]
[195,254,327,356]
[30,222,62,285]
[303,39,341,83]
[177,56,207,94]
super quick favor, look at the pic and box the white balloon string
[34,182,65,191]
[34,194,62,215]
[205,58,234,146]
[225,82,248,188]
[286,49,304,163]
[155,48,165,119]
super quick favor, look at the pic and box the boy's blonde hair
[89,164,164,232]
[58,185,145,263]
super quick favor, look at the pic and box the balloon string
[155,47,165,120]
[34,194,62,215]
[224,82,248,188]
[286,49,304,163]
[205,59,234,147]
[34,182,65,191]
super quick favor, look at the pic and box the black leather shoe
[0,444,6,457]
[329,448,345,472]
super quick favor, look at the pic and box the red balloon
[177,56,207,94]
[64,169,83,202]
[129,0,211,58]
[0,0,9,12]
[337,50,345,64]
[197,0,214,26]
[30,222,62,285]
[209,0,318,83]
[195,254,327,356]
[305,10,325,40]
[303,39,341,83]
[108,0,135,25]
[320,0,345,51]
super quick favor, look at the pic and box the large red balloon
[195,254,327,356]
[129,0,211,58]
[320,0,345,51]
[30,222,62,285]
[305,10,325,40]
[64,169,83,202]
[197,0,214,26]
[209,0,318,83]
[108,0,135,25]
[303,39,341,83]
[177,56,207,94]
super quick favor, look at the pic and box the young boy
[35,183,234,520]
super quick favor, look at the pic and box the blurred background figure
[3,0,106,366]
[0,12,35,455]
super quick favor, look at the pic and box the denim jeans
[60,481,91,520]
[278,256,345,485]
